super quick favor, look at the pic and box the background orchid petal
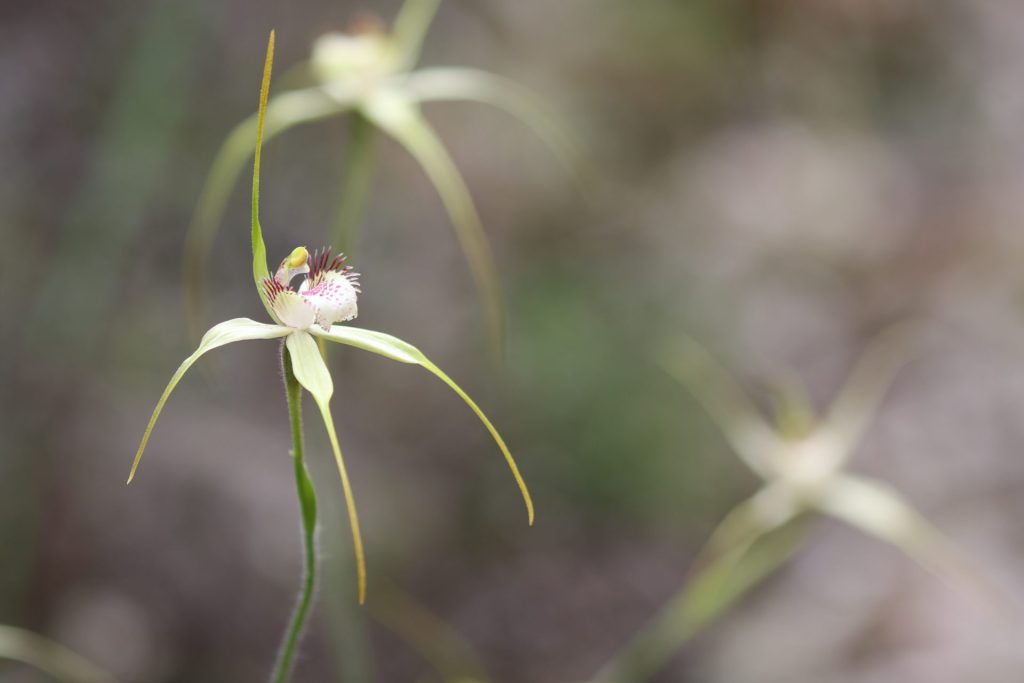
[403,67,585,185]
[312,325,534,525]
[391,0,442,70]
[816,474,995,602]
[823,322,920,463]
[362,91,505,357]
[285,331,367,603]
[660,336,781,479]
[127,318,290,484]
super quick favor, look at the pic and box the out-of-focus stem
[330,113,377,257]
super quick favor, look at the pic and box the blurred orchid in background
[591,324,993,683]
[182,0,579,353]
[663,325,979,582]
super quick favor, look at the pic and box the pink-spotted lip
[263,247,361,330]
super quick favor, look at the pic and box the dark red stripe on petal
[308,246,353,286]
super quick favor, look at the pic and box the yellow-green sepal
[311,324,534,525]
[251,31,277,321]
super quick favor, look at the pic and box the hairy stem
[272,346,320,683]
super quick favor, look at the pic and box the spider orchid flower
[591,329,999,683]
[663,328,992,598]
[129,33,533,604]
[182,0,580,354]
[264,246,361,330]
[310,15,402,95]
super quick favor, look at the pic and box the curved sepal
[312,325,534,525]
[285,331,368,603]
[127,319,291,484]
[362,91,505,356]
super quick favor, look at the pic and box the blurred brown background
[5,0,1024,681]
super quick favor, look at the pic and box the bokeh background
[5,0,1024,681]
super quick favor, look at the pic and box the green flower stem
[272,345,321,683]
[330,112,377,257]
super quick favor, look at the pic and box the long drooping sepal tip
[492,442,533,526]
[127,437,151,484]
[127,434,151,484]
